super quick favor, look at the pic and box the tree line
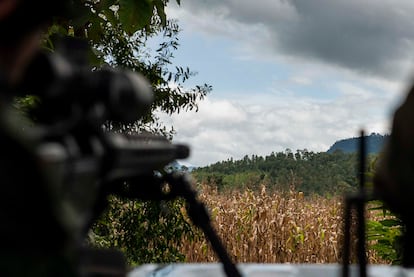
[193,149,367,195]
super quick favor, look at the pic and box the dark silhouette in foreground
[374,84,414,267]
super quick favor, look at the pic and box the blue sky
[158,0,414,167]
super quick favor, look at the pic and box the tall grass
[178,184,388,264]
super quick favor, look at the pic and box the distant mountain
[327,133,389,154]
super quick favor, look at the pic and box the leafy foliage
[193,149,361,195]
[96,19,211,136]
[44,0,211,136]
[366,205,403,264]
[48,0,174,39]
[89,197,197,265]
[365,158,404,265]
[21,0,209,265]
[12,95,40,118]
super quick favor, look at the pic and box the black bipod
[111,172,242,277]
[342,130,375,277]
[165,173,242,277]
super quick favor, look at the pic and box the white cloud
[160,87,392,166]
[160,1,413,167]
[290,76,313,86]
[168,0,414,80]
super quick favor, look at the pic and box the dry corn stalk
[177,183,390,264]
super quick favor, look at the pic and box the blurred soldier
[375,85,414,266]
[0,1,75,276]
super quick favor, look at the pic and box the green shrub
[89,196,197,265]
[366,204,403,264]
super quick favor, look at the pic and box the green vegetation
[44,0,211,137]
[89,197,197,265]
[193,149,361,195]
[366,203,403,265]
[193,148,405,264]
[15,1,398,266]
[365,159,404,265]
[65,0,206,264]
[16,0,206,265]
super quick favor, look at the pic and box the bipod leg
[166,173,242,277]
[342,193,368,277]
[342,130,369,277]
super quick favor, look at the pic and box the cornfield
[177,184,389,264]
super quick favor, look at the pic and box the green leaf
[70,2,93,28]
[379,219,402,227]
[87,17,105,42]
[102,8,118,25]
[96,0,114,10]
[119,0,153,35]
[47,24,69,37]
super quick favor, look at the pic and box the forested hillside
[193,150,365,195]
[327,133,389,154]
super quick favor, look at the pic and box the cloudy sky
[159,0,414,167]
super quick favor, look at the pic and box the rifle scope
[21,38,153,125]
